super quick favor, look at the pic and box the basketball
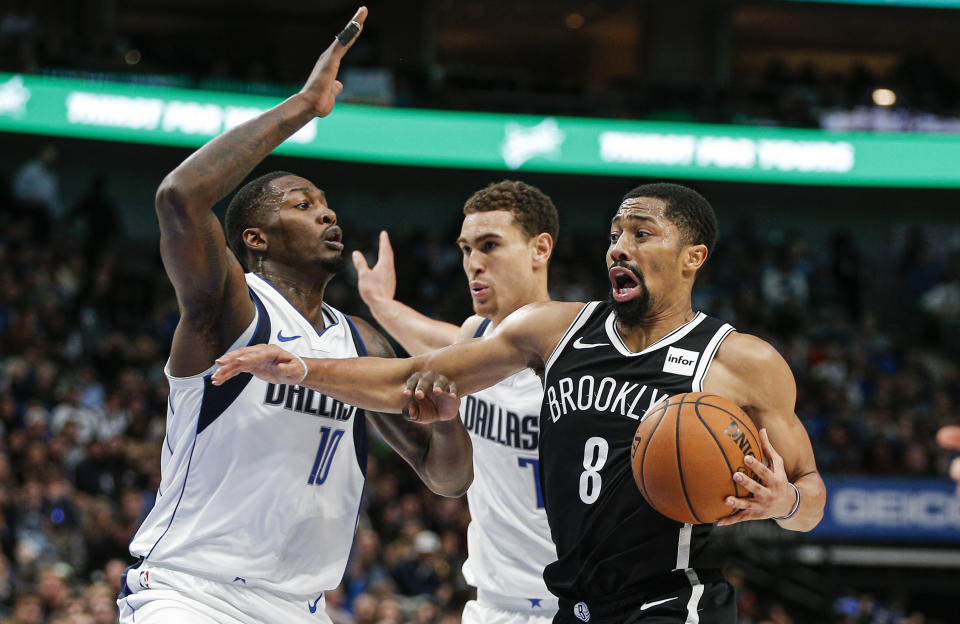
[631,392,764,525]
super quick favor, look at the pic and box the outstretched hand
[299,6,368,117]
[353,231,397,307]
[716,429,797,526]
[937,425,960,495]
[212,344,307,387]
[402,371,460,424]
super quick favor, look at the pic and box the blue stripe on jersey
[345,316,369,478]
[473,318,491,338]
[116,560,141,601]
[196,289,271,435]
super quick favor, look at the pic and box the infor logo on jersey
[663,346,699,376]
[574,602,591,622]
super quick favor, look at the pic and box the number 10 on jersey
[308,426,344,485]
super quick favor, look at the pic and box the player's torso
[460,319,557,601]
[130,273,368,598]
[539,301,734,603]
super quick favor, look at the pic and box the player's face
[606,197,686,326]
[261,175,345,273]
[458,210,540,321]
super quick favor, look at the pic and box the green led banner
[2,72,960,187]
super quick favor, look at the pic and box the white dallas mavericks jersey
[460,319,557,600]
[129,273,368,598]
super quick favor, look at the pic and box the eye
[636,230,650,239]
[295,202,310,210]
[460,245,471,255]
[482,241,497,251]
[609,231,620,243]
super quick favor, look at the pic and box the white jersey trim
[163,300,260,388]
[604,311,706,357]
[544,302,599,378]
[691,325,734,392]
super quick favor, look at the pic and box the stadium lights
[872,88,897,107]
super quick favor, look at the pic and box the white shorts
[461,590,558,624]
[117,561,331,624]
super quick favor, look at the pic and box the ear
[531,233,554,270]
[682,243,708,274]
[242,227,268,255]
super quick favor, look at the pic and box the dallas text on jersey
[263,383,358,421]
[461,395,538,450]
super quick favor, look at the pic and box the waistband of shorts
[477,589,559,613]
[557,570,725,618]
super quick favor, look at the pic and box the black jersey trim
[544,302,599,378]
[691,324,734,392]
[604,312,706,357]
[473,318,491,338]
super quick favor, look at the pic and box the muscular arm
[706,332,826,532]
[353,231,459,355]
[351,317,473,497]
[213,302,583,412]
[160,8,367,376]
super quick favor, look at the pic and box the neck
[489,279,551,328]
[255,262,335,327]
[615,297,695,352]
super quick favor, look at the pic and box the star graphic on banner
[529,599,542,608]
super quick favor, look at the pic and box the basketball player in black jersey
[214,183,826,623]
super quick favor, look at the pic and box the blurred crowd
[0,150,958,624]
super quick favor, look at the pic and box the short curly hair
[224,171,294,269]
[621,182,717,257]
[463,180,559,244]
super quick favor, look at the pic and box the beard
[607,263,650,328]
[320,254,346,275]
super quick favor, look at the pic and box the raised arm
[160,7,367,376]
[350,316,473,497]
[707,333,826,532]
[353,231,460,355]
[212,301,583,412]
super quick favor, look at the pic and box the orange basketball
[630,392,763,525]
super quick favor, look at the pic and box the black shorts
[554,581,736,624]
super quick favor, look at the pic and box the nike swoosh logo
[573,337,608,349]
[640,597,677,610]
[278,330,302,342]
[308,594,323,613]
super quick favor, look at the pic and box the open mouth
[322,227,344,251]
[608,266,642,302]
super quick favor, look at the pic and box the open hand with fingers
[299,6,368,117]
[716,429,799,526]
[353,231,396,307]
[212,344,308,386]
[402,371,460,424]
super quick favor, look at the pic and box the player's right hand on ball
[299,6,368,118]
[402,371,459,424]
[212,344,307,386]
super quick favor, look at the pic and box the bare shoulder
[706,331,795,411]
[714,331,789,376]
[348,315,396,358]
[455,315,487,344]
[496,301,588,362]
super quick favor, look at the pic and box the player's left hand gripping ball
[716,429,796,526]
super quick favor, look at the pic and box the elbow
[155,175,190,216]
[433,463,474,498]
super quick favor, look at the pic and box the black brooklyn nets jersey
[539,301,735,609]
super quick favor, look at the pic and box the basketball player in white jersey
[352,181,560,624]
[214,182,828,623]
[117,8,471,624]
